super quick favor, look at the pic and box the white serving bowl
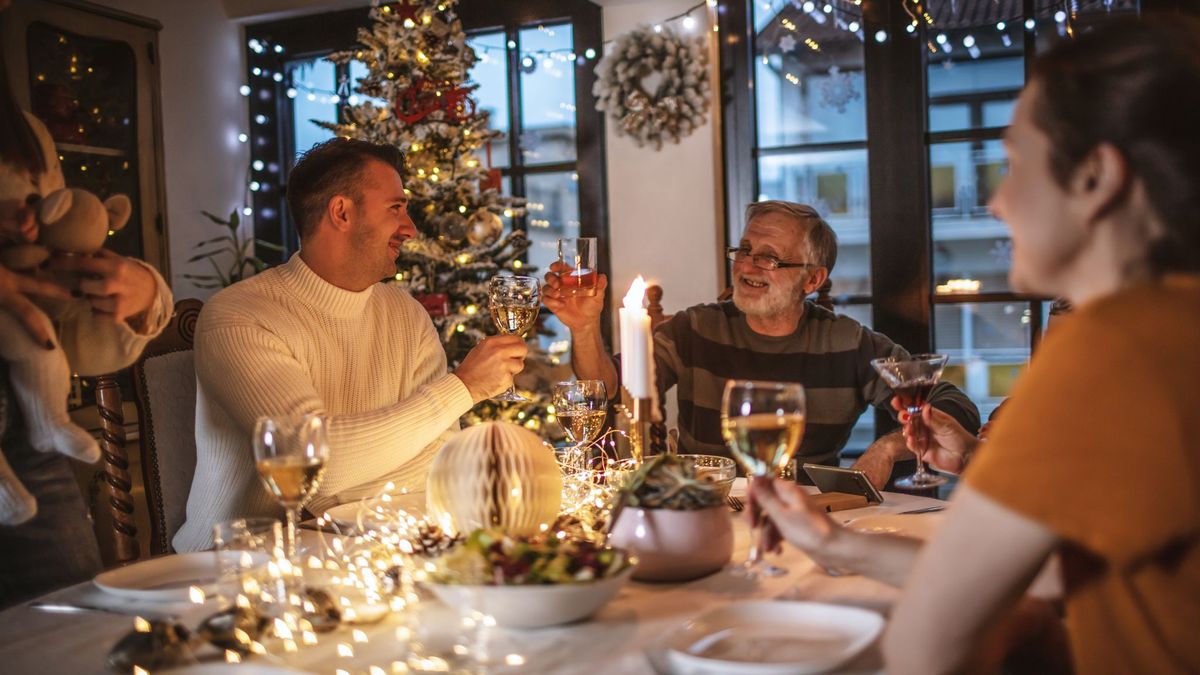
[424,565,636,629]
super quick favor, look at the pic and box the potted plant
[607,454,734,582]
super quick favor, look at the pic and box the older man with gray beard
[543,200,978,489]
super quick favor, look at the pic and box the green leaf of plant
[201,210,231,226]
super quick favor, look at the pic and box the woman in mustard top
[752,15,1200,674]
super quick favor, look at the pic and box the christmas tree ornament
[426,422,563,536]
[434,211,468,244]
[466,209,503,246]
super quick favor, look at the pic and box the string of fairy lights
[233,0,1109,224]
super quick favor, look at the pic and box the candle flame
[623,275,647,309]
[134,616,152,633]
[188,585,206,604]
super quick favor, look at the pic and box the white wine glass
[487,275,541,401]
[253,414,329,564]
[721,380,806,579]
[553,380,607,446]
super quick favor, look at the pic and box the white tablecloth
[0,484,943,674]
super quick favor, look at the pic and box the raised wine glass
[870,354,950,489]
[721,380,806,579]
[487,275,541,401]
[556,237,599,297]
[253,414,329,564]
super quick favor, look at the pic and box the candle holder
[614,386,658,464]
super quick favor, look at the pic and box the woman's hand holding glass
[891,399,982,476]
[748,476,839,554]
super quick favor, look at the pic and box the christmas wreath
[592,25,711,150]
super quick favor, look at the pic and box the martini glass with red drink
[556,237,598,296]
[871,354,951,489]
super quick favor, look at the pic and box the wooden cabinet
[1,0,169,277]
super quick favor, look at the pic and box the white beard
[731,274,806,318]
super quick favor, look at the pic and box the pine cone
[407,520,463,558]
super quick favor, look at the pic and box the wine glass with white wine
[721,380,806,579]
[553,380,608,468]
[487,275,541,401]
[253,414,329,564]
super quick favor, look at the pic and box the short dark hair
[743,200,839,273]
[1030,15,1200,274]
[285,138,404,239]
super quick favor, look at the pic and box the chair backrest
[131,299,202,555]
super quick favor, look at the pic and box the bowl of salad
[423,528,636,629]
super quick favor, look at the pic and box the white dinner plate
[847,513,945,541]
[94,551,264,601]
[664,600,884,675]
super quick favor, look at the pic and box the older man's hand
[542,261,606,333]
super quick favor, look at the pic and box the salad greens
[431,528,632,585]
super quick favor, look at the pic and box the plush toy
[0,187,131,525]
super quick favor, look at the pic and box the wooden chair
[94,299,202,561]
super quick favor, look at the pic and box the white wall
[92,0,248,300]
[600,0,725,327]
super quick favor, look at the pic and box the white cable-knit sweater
[173,254,473,551]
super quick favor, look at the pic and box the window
[728,0,1145,457]
[753,1,870,298]
[243,3,608,349]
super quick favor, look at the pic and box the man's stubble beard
[350,220,398,282]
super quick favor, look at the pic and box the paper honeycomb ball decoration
[426,422,562,536]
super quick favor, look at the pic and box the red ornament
[480,140,502,192]
[395,78,476,124]
[415,292,450,318]
[385,0,421,22]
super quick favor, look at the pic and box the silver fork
[727,495,744,512]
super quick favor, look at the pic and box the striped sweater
[651,301,979,466]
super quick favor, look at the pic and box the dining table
[0,481,945,674]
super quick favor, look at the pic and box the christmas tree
[318,0,565,431]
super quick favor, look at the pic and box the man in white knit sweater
[174,140,527,551]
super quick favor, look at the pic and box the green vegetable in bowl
[618,453,723,510]
[431,528,633,586]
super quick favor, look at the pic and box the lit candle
[619,276,654,399]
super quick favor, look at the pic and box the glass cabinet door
[1,0,168,276]
[26,21,144,261]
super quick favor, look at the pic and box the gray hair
[743,200,838,273]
